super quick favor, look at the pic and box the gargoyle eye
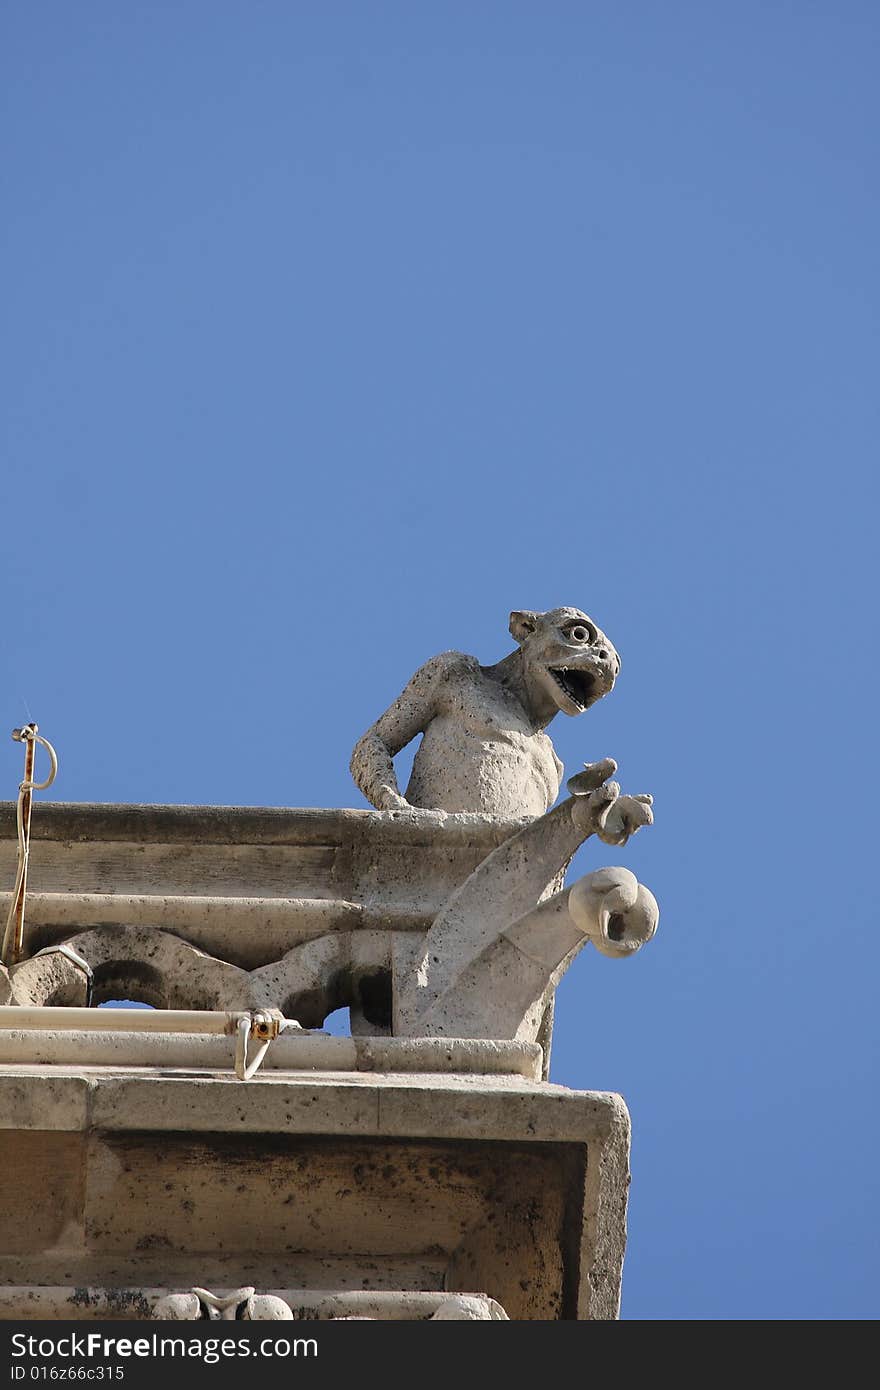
[567,623,594,644]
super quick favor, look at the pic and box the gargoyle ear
[509,610,539,644]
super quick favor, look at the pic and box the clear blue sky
[3,3,877,1320]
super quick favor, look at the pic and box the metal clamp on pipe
[234,1010,296,1082]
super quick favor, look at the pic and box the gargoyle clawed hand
[374,785,411,812]
[567,759,654,847]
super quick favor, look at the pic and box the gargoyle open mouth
[550,667,597,711]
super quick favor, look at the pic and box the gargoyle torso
[403,652,561,817]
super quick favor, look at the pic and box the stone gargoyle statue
[351,606,658,1049]
[351,605,648,825]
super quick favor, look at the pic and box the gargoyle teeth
[550,667,596,711]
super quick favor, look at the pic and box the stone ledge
[0,1075,629,1319]
[0,1065,627,1143]
[0,801,523,847]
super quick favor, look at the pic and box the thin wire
[1,798,29,966]
[1,728,59,966]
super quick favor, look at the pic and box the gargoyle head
[509,607,620,716]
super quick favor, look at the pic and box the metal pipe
[0,1025,543,1077]
[0,1005,247,1035]
[0,1027,352,1071]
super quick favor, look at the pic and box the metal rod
[2,724,58,967]
[11,729,36,965]
[0,1005,249,1035]
[0,1027,350,1071]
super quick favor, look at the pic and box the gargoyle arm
[350,651,463,810]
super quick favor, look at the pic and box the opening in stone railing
[322,1006,352,1038]
[98,1000,155,1011]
